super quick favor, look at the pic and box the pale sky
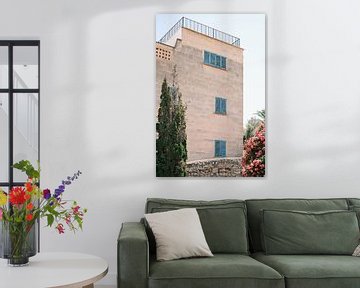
[156,14,266,125]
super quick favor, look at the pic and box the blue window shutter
[215,98,220,113]
[211,53,216,65]
[204,51,210,64]
[220,98,224,113]
[216,55,221,66]
[215,140,220,157]
[221,56,227,69]
[215,140,226,157]
[204,52,227,69]
[221,141,226,157]
[215,97,227,114]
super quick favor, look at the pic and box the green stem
[8,222,30,259]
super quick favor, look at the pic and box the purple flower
[54,170,82,199]
[43,189,51,200]
[54,189,63,198]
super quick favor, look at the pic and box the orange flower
[24,193,31,200]
[26,203,34,210]
[26,214,33,221]
[25,182,33,192]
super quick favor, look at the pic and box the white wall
[1,0,360,285]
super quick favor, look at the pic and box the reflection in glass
[0,47,8,89]
[13,93,39,182]
[0,94,9,182]
[0,187,8,193]
[13,46,38,89]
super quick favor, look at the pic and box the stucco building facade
[156,17,243,162]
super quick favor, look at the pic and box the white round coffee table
[0,252,108,288]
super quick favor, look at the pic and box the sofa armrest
[118,222,149,288]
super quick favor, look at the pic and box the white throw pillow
[145,208,213,261]
[353,244,360,256]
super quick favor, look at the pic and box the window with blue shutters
[215,97,227,115]
[204,51,226,69]
[215,140,226,157]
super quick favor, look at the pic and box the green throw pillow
[150,206,249,254]
[261,209,360,255]
[145,199,249,254]
[349,205,360,228]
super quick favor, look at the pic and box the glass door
[0,40,40,251]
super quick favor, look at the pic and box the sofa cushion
[348,205,360,228]
[145,208,213,261]
[261,209,359,255]
[146,198,249,254]
[149,254,284,288]
[347,198,360,207]
[246,198,349,252]
[252,252,360,288]
[346,199,360,229]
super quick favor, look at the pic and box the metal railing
[159,17,241,48]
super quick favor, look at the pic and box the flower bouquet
[0,160,87,266]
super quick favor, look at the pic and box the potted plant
[0,160,87,266]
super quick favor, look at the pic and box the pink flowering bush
[241,123,265,177]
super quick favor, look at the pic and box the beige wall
[156,28,243,162]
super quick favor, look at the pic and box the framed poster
[156,14,265,177]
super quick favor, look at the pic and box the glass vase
[0,220,37,266]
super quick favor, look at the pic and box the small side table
[0,252,108,288]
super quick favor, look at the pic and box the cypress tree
[169,85,187,176]
[156,68,187,177]
[156,78,172,176]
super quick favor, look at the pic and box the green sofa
[118,198,360,288]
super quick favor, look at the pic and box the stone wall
[186,158,242,177]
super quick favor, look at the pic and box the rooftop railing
[159,17,241,48]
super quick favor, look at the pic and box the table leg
[82,284,94,288]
